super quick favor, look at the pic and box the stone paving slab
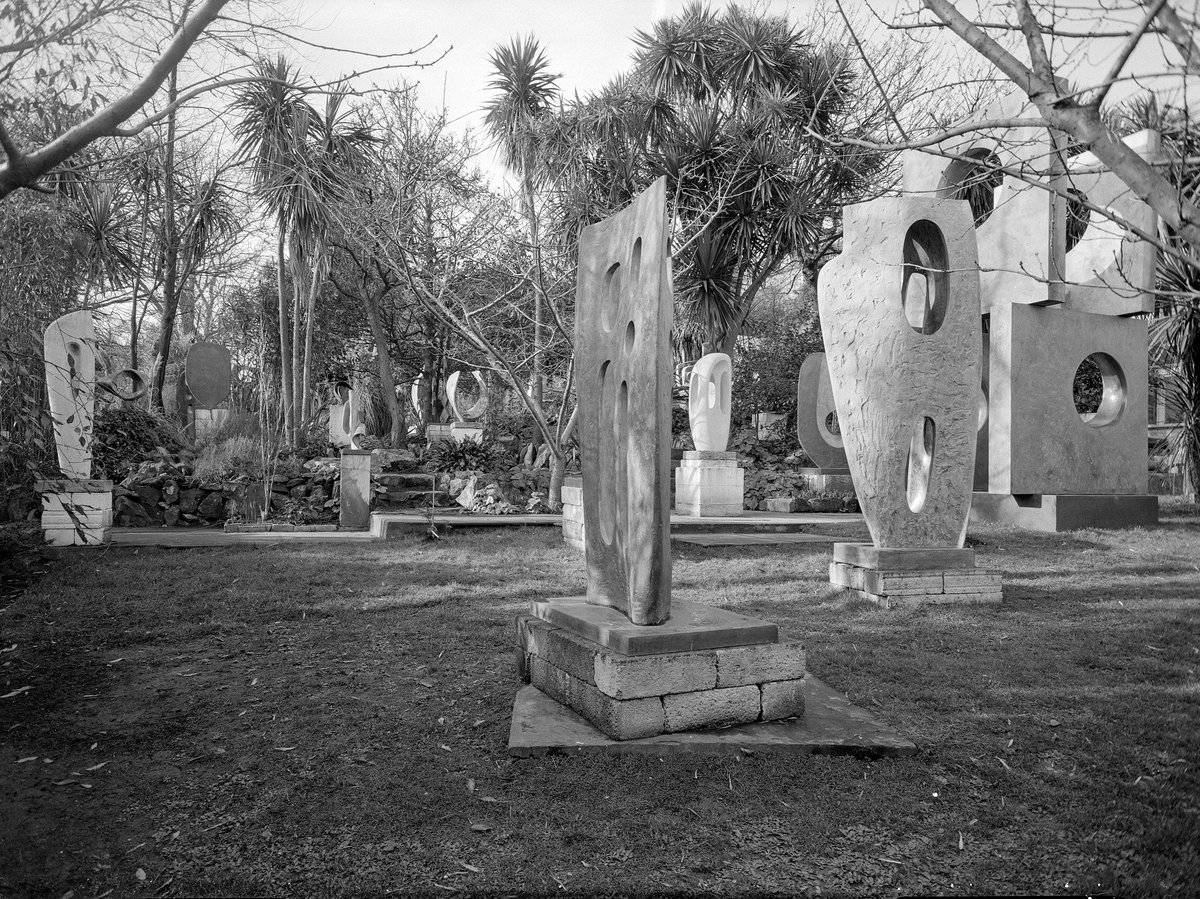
[673,533,844,546]
[508,676,917,758]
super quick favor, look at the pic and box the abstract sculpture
[446,370,488,444]
[819,198,1000,604]
[676,352,743,516]
[513,177,808,742]
[329,381,364,448]
[181,341,232,439]
[40,311,113,545]
[794,352,851,494]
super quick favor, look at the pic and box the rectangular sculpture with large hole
[904,95,1158,531]
[513,177,808,742]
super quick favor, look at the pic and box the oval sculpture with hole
[688,353,731,452]
[817,197,981,549]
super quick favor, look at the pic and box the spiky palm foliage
[605,2,882,355]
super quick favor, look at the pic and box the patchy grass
[1,522,1198,897]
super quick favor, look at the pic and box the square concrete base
[532,596,778,655]
[970,492,1158,531]
[675,453,744,517]
[518,601,807,740]
[508,680,916,757]
[425,423,453,443]
[829,543,1001,607]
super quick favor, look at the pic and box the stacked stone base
[516,597,805,740]
[829,543,1001,608]
[37,479,113,546]
[561,477,585,550]
[425,423,453,443]
[675,451,744,517]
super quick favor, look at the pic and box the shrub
[192,435,262,483]
[424,438,504,474]
[93,404,184,481]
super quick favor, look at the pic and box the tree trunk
[523,176,545,407]
[362,285,405,447]
[547,449,565,511]
[148,67,180,413]
[275,228,294,442]
[299,250,321,429]
[290,238,304,439]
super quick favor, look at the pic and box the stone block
[943,572,1003,592]
[43,526,108,547]
[764,497,799,513]
[517,616,597,685]
[662,685,761,732]
[760,678,806,721]
[40,509,113,529]
[41,491,112,514]
[833,542,975,570]
[863,570,945,596]
[796,470,856,495]
[530,657,665,740]
[715,641,806,688]
[594,646,717,699]
[681,450,738,461]
[36,479,112,494]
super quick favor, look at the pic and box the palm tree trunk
[148,67,180,413]
[299,250,321,427]
[362,285,405,447]
[523,176,545,406]
[275,228,293,441]
[290,238,304,438]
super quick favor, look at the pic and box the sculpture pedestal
[425,423,453,443]
[797,468,854,494]
[516,597,805,741]
[194,408,230,440]
[969,492,1158,532]
[675,451,744,517]
[561,476,585,550]
[339,450,372,529]
[37,479,113,547]
[829,543,1002,608]
[450,423,483,444]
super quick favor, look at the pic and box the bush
[424,438,505,474]
[93,404,184,481]
[192,435,262,483]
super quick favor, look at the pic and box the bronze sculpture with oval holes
[819,198,1002,605]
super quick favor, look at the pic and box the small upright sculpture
[675,353,743,516]
[818,197,1001,606]
[446,370,488,444]
[514,177,807,742]
[794,352,852,494]
[411,374,453,443]
[40,311,113,546]
[183,341,232,439]
[329,381,364,448]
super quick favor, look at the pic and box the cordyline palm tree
[232,55,316,443]
[627,2,883,358]
[484,35,560,407]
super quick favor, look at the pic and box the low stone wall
[561,476,584,550]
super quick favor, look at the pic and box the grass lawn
[2,517,1198,897]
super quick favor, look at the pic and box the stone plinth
[796,468,854,494]
[339,450,372,529]
[970,492,1157,532]
[517,598,805,741]
[675,451,744,517]
[829,542,1001,608]
[425,423,453,443]
[37,479,113,547]
[194,408,230,440]
[450,423,483,444]
[561,476,584,550]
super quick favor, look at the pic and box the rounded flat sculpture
[688,353,732,452]
[446,370,489,422]
[795,352,847,470]
[184,342,232,409]
[818,198,981,549]
[43,311,96,478]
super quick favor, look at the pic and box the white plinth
[674,452,744,517]
[38,480,113,546]
[450,423,484,444]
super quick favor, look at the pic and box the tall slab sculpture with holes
[819,198,1002,607]
[513,178,808,741]
[675,352,744,516]
[794,352,853,494]
[40,311,113,546]
[903,94,1158,531]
